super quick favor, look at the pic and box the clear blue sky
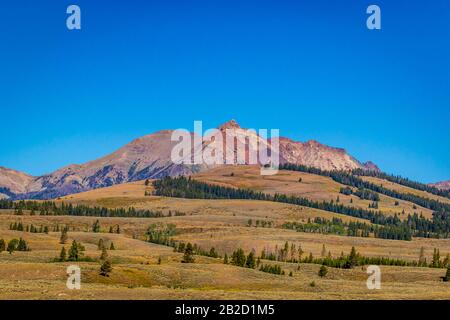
[0,0,449,183]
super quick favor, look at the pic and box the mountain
[277,137,375,171]
[0,119,378,199]
[429,180,450,190]
[0,167,35,199]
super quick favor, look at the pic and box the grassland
[1,166,450,300]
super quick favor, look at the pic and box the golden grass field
[1,166,450,300]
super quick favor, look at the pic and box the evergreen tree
[347,246,358,268]
[209,247,218,258]
[418,247,426,266]
[60,228,68,244]
[92,220,101,233]
[182,243,195,263]
[432,248,441,268]
[110,242,115,250]
[100,246,108,261]
[318,265,328,277]
[109,226,114,233]
[7,239,18,254]
[158,257,162,265]
[17,238,29,251]
[97,238,104,250]
[100,260,112,277]
[231,248,247,267]
[245,251,256,269]
[223,253,228,264]
[59,247,67,262]
[321,244,327,257]
[116,225,120,234]
[68,240,80,261]
[0,239,5,252]
[444,266,450,282]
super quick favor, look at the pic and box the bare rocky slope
[429,180,450,190]
[0,120,378,199]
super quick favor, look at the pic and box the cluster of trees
[352,168,450,200]
[0,238,30,254]
[283,217,412,240]
[98,238,115,251]
[259,264,285,275]
[108,225,121,234]
[353,188,380,201]
[0,200,168,218]
[247,219,273,228]
[146,223,177,245]
[9,222,49,234]
[58,240,88,262]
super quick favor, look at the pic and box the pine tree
[116,225,120,234]
[231,248,246,267]
[245,251,256,269]
[97,238,104,250]
[92,220,101,233]
[158,257,162,265]
[418,247,426,266]
[110,242,115,250]
[109,226,114,233]
[223,253,228,264]
[432,248,441,268]
[17,238,29,251]
[60,228,68,244]
[68,240,79,261]
[444,266,450,282]
[7,239,18,254]
[321,244,327,257]
[100,246,108,261]
[100,260,112,277]
[182,243,195,263]
[347,246,358,268]
[0,239,5,252]
[318,264,328,277]
[59,247,67,262]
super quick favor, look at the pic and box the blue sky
[0,0,449,183]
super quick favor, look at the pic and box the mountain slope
[0,119,377,199]
[429,180,450,190]
[0,167,35,198]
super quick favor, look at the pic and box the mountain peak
[218,119,241,130]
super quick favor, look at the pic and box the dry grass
[1,167,450,300]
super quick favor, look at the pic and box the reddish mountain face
[0,167,35,198]
[0,119,378,199]
[429,181,450,190]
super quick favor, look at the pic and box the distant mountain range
[429,181,450,191]
[0,119,395,200]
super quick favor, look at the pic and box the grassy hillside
[1,165,450,300]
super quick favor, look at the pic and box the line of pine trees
[9,222,49,234]
[0,238,30,254]
[0,200,168,218]
[282,217,411,240]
